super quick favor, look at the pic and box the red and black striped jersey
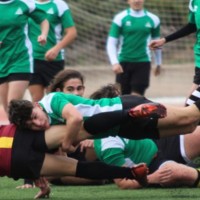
[0,124,16,177]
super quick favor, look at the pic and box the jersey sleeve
[188,0,196,24]
[51,93,70,117]
[55,0,75,28]
[188,10,195,24]
[151,23,160,39]
[61,10,75,28]
[108,22,121,38]
[29,7,48,24]
[149,14,161,39]
[108,13,124,38]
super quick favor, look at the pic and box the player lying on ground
[0,124,148,198]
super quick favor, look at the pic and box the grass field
[1,177,200,200]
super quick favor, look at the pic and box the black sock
[76,161,134,180]
[193,169,200,187]
[194,99,200,111]
[83,110,129,135]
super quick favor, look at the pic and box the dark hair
[8,99,33,129]
[49,69,85,92]
[90,84,121,99]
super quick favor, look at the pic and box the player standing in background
[0,0,49,114]
[149,0,200,104]
[106,0,162,96]
[28,0,77,102]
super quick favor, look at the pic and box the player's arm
[61,103,83,152]
[164,22,196,43]
[150,23,196,50]
[45,26,77,61]
[114,177,142,189]
[38,19,49,45]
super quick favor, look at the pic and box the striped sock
[186,86,200,106]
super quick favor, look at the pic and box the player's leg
[82,103,200,141]
[116,62,131,95]
[44,125,69,149]
[0,81,8,113]
[40,154,148,186]
[157,161,199,187]
[29,84,45,102]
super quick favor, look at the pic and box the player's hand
[45,46,60,61]
[16,184,34,189]
[112,63,123,74]
[38,34,47,46]
[149,38,166,50]
[62,141,76,153]
[79,139,94,152]
[154,65,161,76]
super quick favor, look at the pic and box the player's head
[8,100,50,130]
[90,84,120,99]
[127,0,144,11]
[50,69,85,96]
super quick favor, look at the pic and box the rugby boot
[129,103,167,119]
[131,163,148,186]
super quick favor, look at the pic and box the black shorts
[148,152,168,174]
[153,135,186,164]
[0,73,30,84]
[193,67,200,85]
[116,62,151,95]
[120,95,152,109]
[10,128,48,180]
[29,59,64,87]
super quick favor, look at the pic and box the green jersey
[28,0,75,60]
[94,136,158,167]
[189,0,200,68]
[39,92,122,126]
[108,8,160,63]
[0,0,46,77]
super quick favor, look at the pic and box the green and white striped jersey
[39,92,122,125]
[108,8,160,63]
[94,136,158,167]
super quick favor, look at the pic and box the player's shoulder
[146,10,160,20]
[52,0,69,11]
[146,10,160,25]
[113,9,129,25]
[19,0,36,11]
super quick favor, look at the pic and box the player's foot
[131,163,148,186]
[129,103,167,119]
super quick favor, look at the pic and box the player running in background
[28,0,77,102]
